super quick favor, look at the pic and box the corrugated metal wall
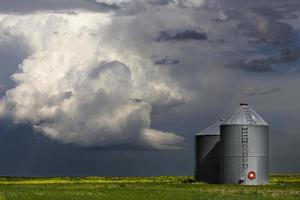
[220,125,269,185]
[195,135,220,183]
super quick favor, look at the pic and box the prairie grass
[0,175,298,200]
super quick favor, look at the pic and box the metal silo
[220,103,269,185]
[195,120,222,183]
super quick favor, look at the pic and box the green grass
[0,175,299,200]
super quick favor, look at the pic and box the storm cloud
[243,87,281,96]
[229,48,300,73]
[153,57,180,65]
[155,29,207,42]
[0,12,187,150]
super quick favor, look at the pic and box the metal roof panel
[224,104,268,126]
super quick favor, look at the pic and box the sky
[0,0,299,176]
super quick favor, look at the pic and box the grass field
[0,175,299,200]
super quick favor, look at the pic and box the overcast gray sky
[0,0,299,176]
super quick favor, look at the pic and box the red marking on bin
[248,171,256,180]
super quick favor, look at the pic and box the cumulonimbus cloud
[0,12,188,150]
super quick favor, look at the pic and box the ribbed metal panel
[220,125,269,185]
[195,135,220,183]
[224,104,268,126]
[197,121,221,136]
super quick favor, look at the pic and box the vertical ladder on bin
[244,106,255,125]
[242,127,248,170]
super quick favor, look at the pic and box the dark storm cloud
[243,87,281,96]
[218,0,299,47]
[272,48,300,63]
[0,121,191,177]
[229,48,300,73]
[224,1,300,73]
[229,59,273,73]
[153,57,180,65]
[148,0,172,6]
[0,0,119,13]
[155,29,207,42]
[240,21,294,46]
[252,3,300,20]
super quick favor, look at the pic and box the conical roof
[224,103,268,126]
[197,120,223,136]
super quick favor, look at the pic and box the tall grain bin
[220,103,269,185]
[195,120,222,183]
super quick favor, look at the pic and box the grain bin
[220,104,269,185]
[195,120,222,183]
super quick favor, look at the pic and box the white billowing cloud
[0,12,188,149]
[141,128,184,150]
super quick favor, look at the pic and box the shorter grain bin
[194,120,223,183]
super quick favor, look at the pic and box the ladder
[244,106,255,125]
[242,127,248,170]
